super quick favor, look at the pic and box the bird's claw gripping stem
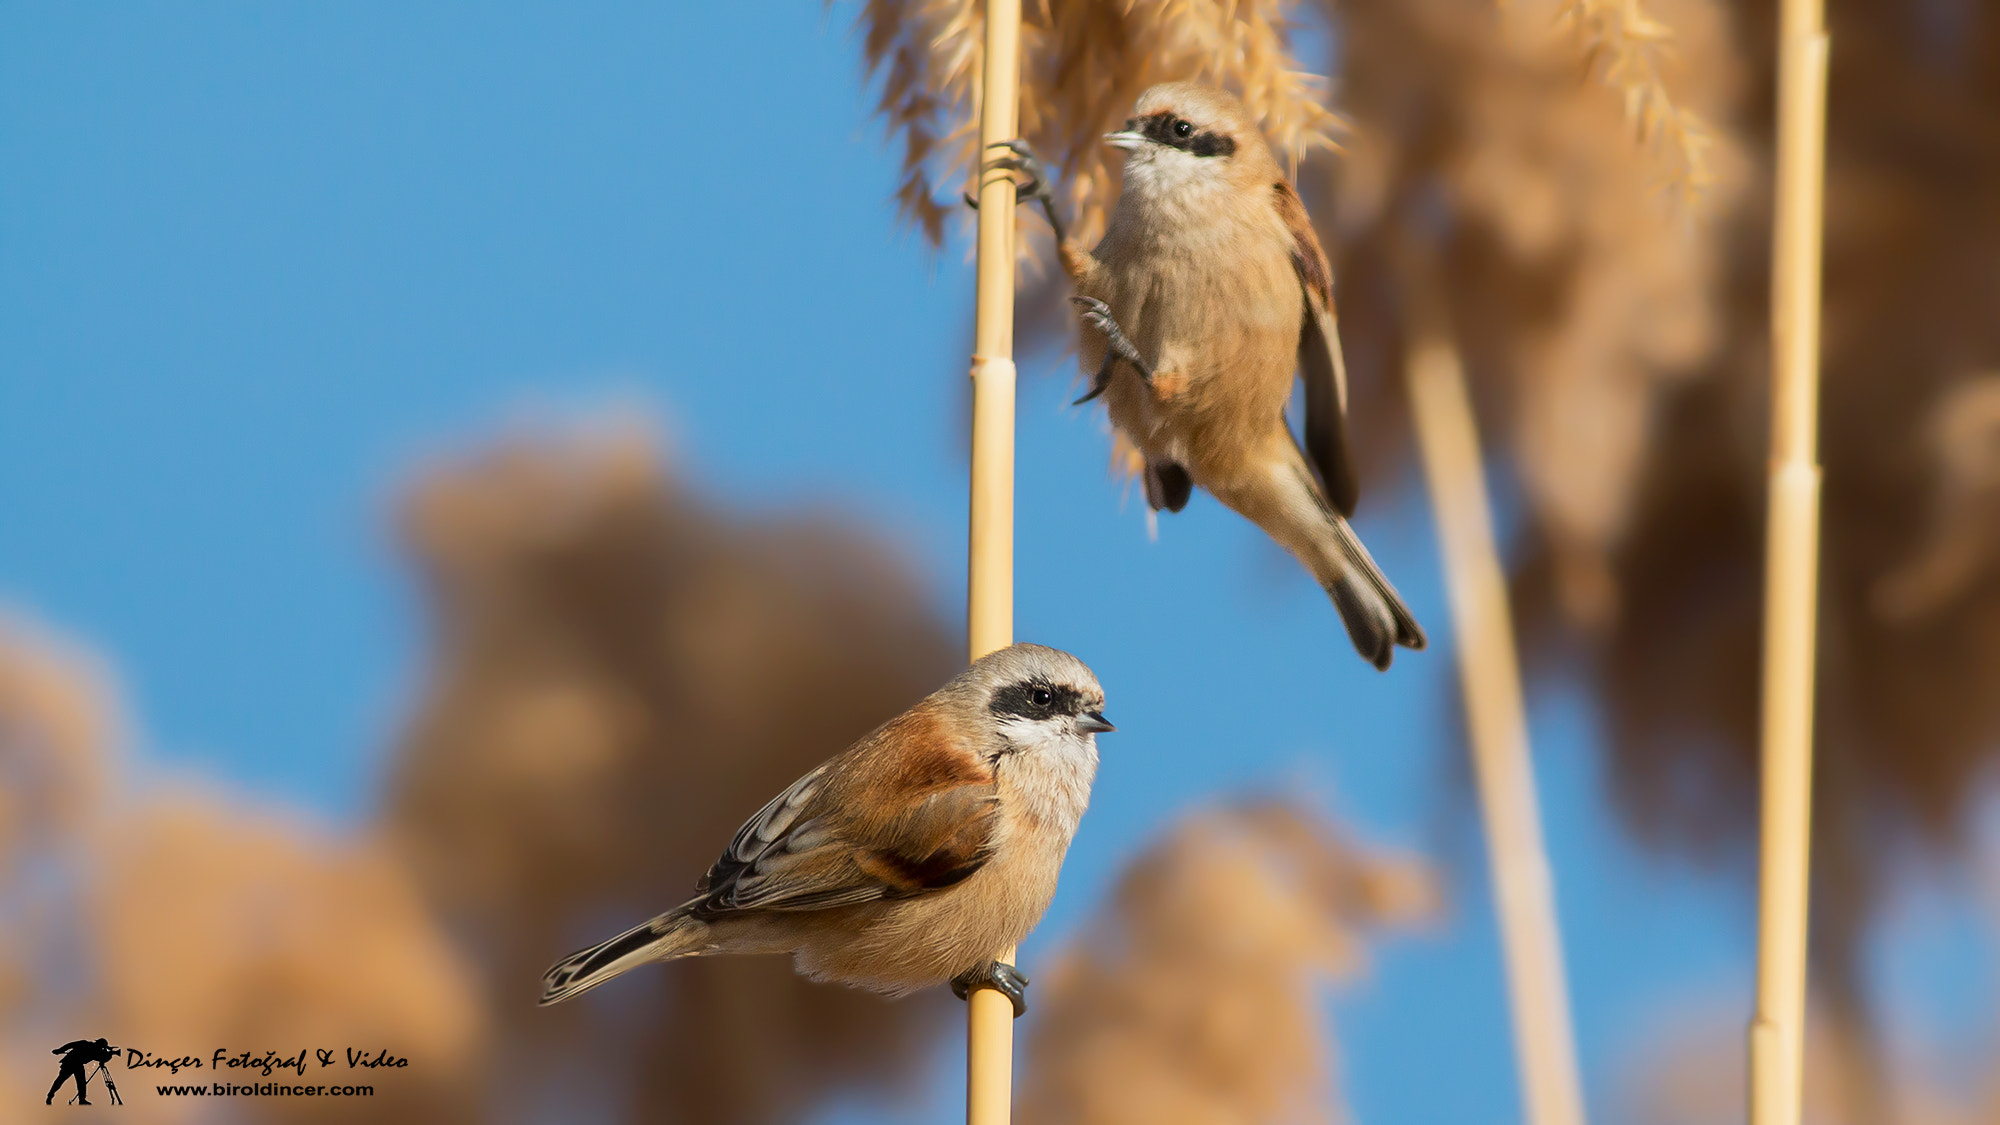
[952,960,1030,1019]
[1070,296,1154,404]
[962,140,1066,245]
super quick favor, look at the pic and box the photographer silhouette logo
[46,1038,123,1107]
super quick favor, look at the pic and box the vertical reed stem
[1750,0,1828,1120]
[967,1,1022,1122]
[1405,275,1587,1125]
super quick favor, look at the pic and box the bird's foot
[1069,297,1155,405]
[993,142,1065,241]
[951,960,1030,1019]
[962,140,1067,244]
[1070,298,1152,378]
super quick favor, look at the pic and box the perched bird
[539,642,1112,1016]
[990,83,1425,669]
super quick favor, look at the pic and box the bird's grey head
[1104,82,1255,202]
[968,643,1113,754]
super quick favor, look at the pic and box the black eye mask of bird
[989,679,1078,721]
[1132,112,1236,158]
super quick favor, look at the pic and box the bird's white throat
[995,720,1099,838]
[1119,149,1229,213]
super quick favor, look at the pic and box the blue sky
[1,4,1988,1122]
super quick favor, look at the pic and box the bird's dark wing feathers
[698,759,830,894]
[1273,180,1360,518]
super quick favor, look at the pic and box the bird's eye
[1031,687,1053,708]
[1173,119,1193,139]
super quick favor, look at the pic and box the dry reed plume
[1336,0,2000,1060]
[1869,375,2000,625]
[87,805,488,1125]
[1019,802,1436,1125]
[1329,0,1748,625]
[0,617,112,885]
[0,619,121,1119]
[1333,0,2000,1067]
[0,623,484,1125]
[1552,0,2000,1032]
[1555,0,1721,204]
[852,0,1340,257]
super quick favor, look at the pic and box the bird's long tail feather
[539,908,709,1006]
[1321,511,1427,670]
[1288,462,1426,670]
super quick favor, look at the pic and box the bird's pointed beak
[1077,710,1116,734]
[1103,131,1146,152]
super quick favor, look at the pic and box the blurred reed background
[4,0,1999,1122]
[0,432,1436,1124]
[866,0,2000,1116]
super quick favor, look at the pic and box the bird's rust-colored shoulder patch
[1273,180,1332,309]
[841,705,1000,898]
[854,788,998,897]
[863,705,991,794]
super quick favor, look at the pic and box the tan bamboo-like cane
[966,1,1022,1122]
[1749,0,1828,1120]
[1404,271,1587,1125]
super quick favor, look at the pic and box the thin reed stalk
[966,1,1023,1122]
[1749,0,1829,1120]
[1404,265,1587,1125]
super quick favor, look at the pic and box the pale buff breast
[1084,207,1304,479]
[787,817,1068,994]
